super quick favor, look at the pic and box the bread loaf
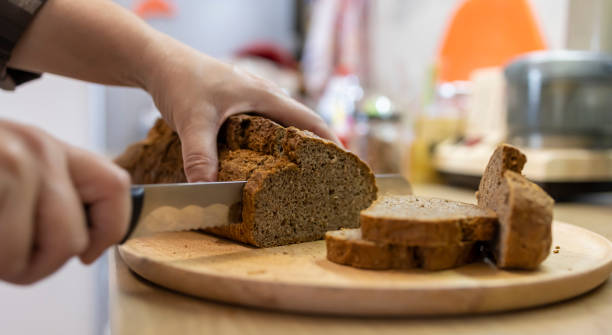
[325,228,478,271]
[360,195,498,247]
[116,115,378,247]
[477,144,554,269]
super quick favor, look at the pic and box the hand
[143,36,341,182]
[0,121,130,284]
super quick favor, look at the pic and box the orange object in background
[133,0,175,19]
[437,0,546,82]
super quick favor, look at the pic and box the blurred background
[1,0,611,333]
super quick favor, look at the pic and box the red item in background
[437,0,546,83]
[133,0,175,19]
[234,43,299,70]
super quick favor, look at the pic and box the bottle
[317,65,364,146]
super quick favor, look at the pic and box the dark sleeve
[0,0,48,90]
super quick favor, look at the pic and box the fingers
[244,79,342,146]
[269,99,342,145]
[13,169,89,284]
[65,145,131,264]
[175,112,220,182]
[0,123,89,284]
[0,129,38,281]
[0,121,130,284]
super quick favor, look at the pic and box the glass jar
[348,95,403,174]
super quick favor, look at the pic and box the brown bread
[476,143,526,201]
[325,228,478,271]
[360,195,498,247]
[114,119,187,184]
[115,114,378,247]
[477,144,554,269]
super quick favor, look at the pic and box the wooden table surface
[109,184,612,335]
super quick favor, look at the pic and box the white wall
[0,74,105,151]
[566,0,612,52]
[0,75,107,335]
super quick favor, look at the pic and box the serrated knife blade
[112,174,410,243]
[118,181,246,242]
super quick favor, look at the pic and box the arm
[9,0,340,182]
[8,0,158,88]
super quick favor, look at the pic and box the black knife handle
[84,186,145,245]
[120,186,145,244]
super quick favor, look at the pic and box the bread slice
[360,195,498,247]
[476,143,526,199]
[115,114,378,247]
[325,228,478,270]
[477,144,554,269]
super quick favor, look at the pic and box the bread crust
[495,171,554,269]
[476,143,526,203]
[115,120,186,184]
[325,229,478,271]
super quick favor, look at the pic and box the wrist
[139,34,219,125]
[136,32,171,91]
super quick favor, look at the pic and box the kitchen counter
[109,184,612,335]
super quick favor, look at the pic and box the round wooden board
[118,221,612,316]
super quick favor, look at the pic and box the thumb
[177,120,219,182]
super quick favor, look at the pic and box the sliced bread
[325,228,478,271]
[360,195,498,247]
[477,144,554,269]
[115,114,378,247]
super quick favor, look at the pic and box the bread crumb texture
[360,195,498,246]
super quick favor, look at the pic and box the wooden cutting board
[118,221,612,316]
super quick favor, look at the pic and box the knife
[112,174,411,243]
[117,181,245,243]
